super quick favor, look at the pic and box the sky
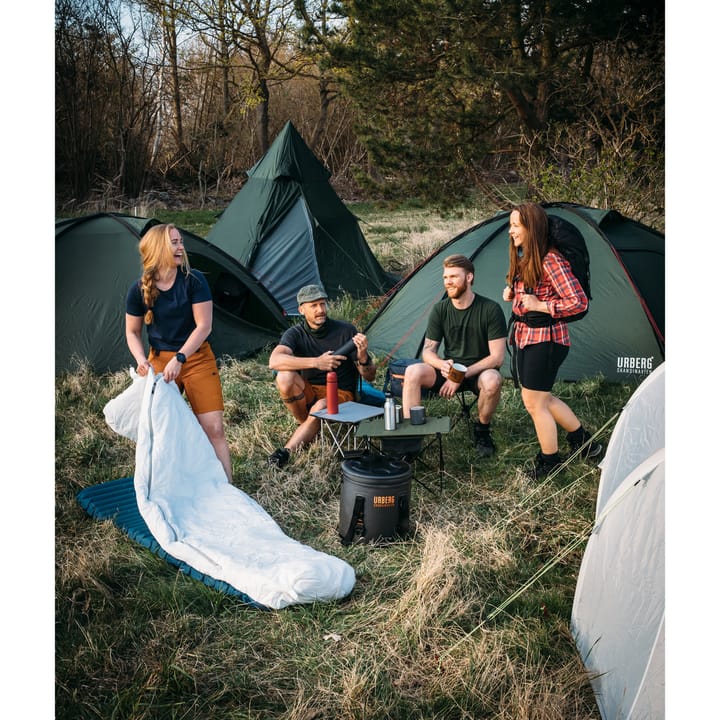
[0,0,712,715]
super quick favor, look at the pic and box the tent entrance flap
[252,197,321,315]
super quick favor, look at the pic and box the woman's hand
[502,286,514,302]
[521,293,548,313]
[163,356,183,382]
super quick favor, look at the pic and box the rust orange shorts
[149,341,224,414]
[309,383,355,405]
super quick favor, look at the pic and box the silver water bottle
[383,392,396,431]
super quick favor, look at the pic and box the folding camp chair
[453,389,479,440]
[382,358,478,442]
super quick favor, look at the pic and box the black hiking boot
[567,427,603,461]
[268,447,290,468]
[530,451,565,480]
[473,423,496,458]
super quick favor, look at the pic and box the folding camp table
[311,401,384,458]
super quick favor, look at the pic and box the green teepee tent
[55,213,289,375]
[364,203,664,384]
[206,121,395,315]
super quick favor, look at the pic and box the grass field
[55,201,634,719]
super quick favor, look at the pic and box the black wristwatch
[175,352,187,364]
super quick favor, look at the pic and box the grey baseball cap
[296,284,328,305]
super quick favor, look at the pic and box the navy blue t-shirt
[126,269,212,351]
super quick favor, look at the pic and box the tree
[139,0,188,155]
[56,0,111,200]
[185,0,303,154]
[329,0,664,208]
[293,0,346,145]
[55,0,160,203]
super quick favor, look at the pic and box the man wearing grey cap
[267,284,377,467]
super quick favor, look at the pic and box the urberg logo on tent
[616,355,655,376]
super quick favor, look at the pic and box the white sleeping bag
[104,369,355,609]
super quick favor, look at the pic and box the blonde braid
[141,269,159,325]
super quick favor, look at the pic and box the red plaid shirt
[510,251,587,348]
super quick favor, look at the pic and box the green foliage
[529,145,664,231]
[55,0,664,218]
[331,0,664,209]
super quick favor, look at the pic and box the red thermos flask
[326,371,339,414]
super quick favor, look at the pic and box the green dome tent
[364,203,664,384]
[55,213,289,375]
[206,121,395,315]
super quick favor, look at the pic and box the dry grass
[352,200,494,276]
[54,203,632,719]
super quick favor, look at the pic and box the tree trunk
[502,84,545,133]
[311,77,331,149]
[162,5,185,154]
[256,76,270,153]
[218,0,232,119]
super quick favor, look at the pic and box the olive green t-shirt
[425,294,507,366]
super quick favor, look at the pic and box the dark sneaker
[268,448,290,468]
[473,425,496,458]
[531,451,565,480]
[567,429,603,460]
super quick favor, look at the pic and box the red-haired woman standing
[503,203,602,478]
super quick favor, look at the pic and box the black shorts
[516,342,569,392]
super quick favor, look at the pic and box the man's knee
[275,370,299,394]
[405,362,432,388]
[478,369,503,395]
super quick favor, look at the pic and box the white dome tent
[571,362,665,719]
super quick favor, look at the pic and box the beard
[303,313,327,330]
[446,279,468,298]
